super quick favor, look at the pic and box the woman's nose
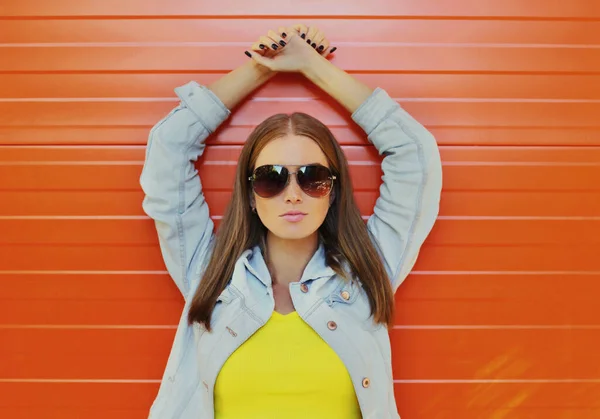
[284,174,303,202]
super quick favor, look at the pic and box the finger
[292,24,308,40]
[310,30,325,50]
[324,45,338,57]
[267,29,287,48]
[250,42,268,56]
[278,26,289,40]
[245,50,273,69]
[305,26,318,46]
[317,38,330,55]
[259,35,281,54]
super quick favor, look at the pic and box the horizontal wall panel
[7,73,600,106]
[413,245,600,271]
[2,0,598,18]
[0,382,158,408]
[5,74,600,100]
[394,383,600,417]
[0,382,597,416]
[3,190,600,217]
[0,299,183,325]
[0,273,178,301]
[3,218,600,246]
[2,45,598,73]
[2,328,599,380]
[2,273,600,326]
[2,126,599,147]
[0,409,150,419]
[391,329,600,379]
[0,328,174,379]
[0,245,167,271]
[3,19,599,45]
[1,239,597,274]
[395,273,600,326]
[0,270,177,303]
[2,101,599,131]
[1,244,598,279]
[5,272,599,307]
[2,153,599,193]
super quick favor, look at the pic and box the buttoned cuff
[174,81,231,134]
[351,87,400,137]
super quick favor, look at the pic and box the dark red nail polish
[318,45,324,51]
[279,40,286,47]
[307,39,311,44]
[301,33,306,39]
[244,51,252,57]
[271,43,278,50]
[259,44,265,49]
[282,32,287,38]
[311,42,316,48]
[330,47,337,53]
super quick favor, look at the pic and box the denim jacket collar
[242,241,336,287]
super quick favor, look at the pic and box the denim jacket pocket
[329,279,384,332]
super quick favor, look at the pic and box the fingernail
[244,51,252,58]
[279,40,286,47]
[311,42,316,48]
[318,45,324,51]
[307,39,311,44]
[301,33,306,39]
[259,44,266,49]
[330,47,337,53]
[282,32,287,38]
[271,43,278,50]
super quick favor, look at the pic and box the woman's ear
[249,192,256,211]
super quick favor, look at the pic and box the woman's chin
[268,223,319,241]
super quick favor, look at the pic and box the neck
[264,231,319,286]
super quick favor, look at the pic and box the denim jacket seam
[229,285,264,325]
[175,123,208,293]
[303,298,326,319]
[387,114,428,288]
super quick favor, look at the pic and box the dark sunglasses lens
[252,165,288,198]
[297,165,334,197]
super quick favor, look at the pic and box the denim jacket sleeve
[140,81,231,298]
[351,87,443,292]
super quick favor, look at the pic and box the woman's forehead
[254,134,328,167]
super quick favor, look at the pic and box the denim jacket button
[362,377,370,388]
[327,321,337,330]
[300,283,309,293]
[340,290,350,300]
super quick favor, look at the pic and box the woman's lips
[281,213,307,222]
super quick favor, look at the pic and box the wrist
[300,53,331,82]
[246,59,276,81]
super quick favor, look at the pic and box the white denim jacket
[140,81,442,418]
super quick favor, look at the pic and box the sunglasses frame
[248,164,337,198]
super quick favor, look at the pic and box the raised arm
[140,60,275,298]
[300,43,443,292]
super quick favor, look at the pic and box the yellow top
[214,310,362,419]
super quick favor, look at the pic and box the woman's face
[251,134,333,241]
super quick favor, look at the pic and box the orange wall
[1,1,600,418]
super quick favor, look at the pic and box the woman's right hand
[246,24,336,74]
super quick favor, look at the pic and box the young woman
[140,24,442,419]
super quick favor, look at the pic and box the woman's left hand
[246,25,336,73]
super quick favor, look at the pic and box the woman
[140,24,442,419]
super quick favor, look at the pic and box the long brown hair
[188,112,394,330]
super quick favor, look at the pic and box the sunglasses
[248,164,337,198]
